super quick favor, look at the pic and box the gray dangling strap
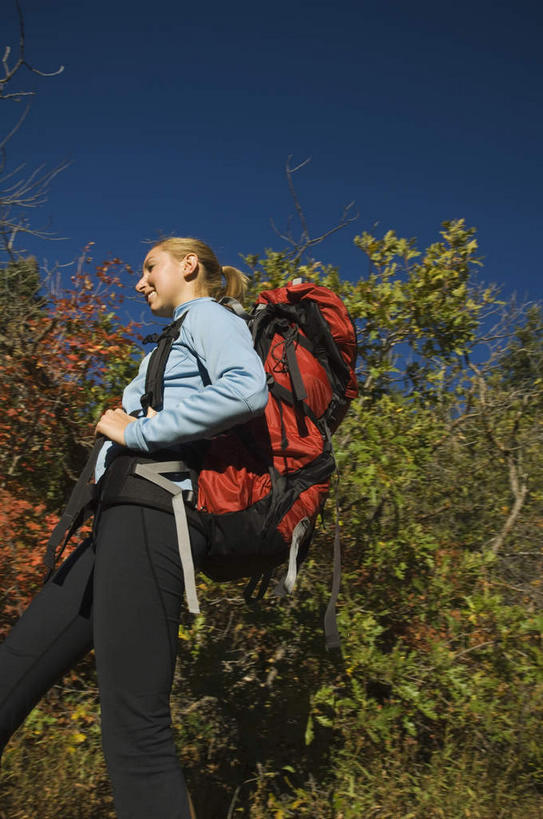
[273,517,310,597]
[323,485,342,650]
[133,462,200,615]
[172,493,200,614]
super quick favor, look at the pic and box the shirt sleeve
[123,301,268,452]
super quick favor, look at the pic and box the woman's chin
[149,303,172,318]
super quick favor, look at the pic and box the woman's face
[136,247,194,317]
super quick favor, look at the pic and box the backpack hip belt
[95,447,201,613]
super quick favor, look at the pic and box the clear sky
[3,0,542,307]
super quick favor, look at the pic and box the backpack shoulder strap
[141,312,188,414]
[218,296,252,322]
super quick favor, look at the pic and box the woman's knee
[100,687,177,770]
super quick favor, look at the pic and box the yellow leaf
[71,732,86,744]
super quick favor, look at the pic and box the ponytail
[221,265,249,301]
[154,237,249,303]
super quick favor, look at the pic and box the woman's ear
[182,253,199,280]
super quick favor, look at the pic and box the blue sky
[3,0,542,309]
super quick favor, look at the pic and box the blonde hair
[154,236,248,302]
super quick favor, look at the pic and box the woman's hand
[95,408,136,446]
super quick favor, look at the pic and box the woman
[0,238,269,818]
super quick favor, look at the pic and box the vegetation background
[1,3,543,818]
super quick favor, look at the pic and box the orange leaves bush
[0,487,59,634]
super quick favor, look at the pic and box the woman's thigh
[92,504,207,692]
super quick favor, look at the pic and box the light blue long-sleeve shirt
[95,297,268,486]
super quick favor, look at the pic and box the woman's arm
[122,301,268,453]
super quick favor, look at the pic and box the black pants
[0,504,207,819]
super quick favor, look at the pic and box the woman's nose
[135,275,146,292]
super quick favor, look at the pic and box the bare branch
[0,0,64,101]
[295,200,358,258]
[430,411,479,453]
[286,154,312,247]
[490,453,528,555]
[470,362,509,455]
[269,216,296,248]
[287,156,312,175]
[0,2,68,259]
[271,155,359,265]
[0,102,30,152]
[467,357,533,557]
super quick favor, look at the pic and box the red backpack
[45,281,358,647]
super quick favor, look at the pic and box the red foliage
[0,487,59,635]
[0,252,140,633]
